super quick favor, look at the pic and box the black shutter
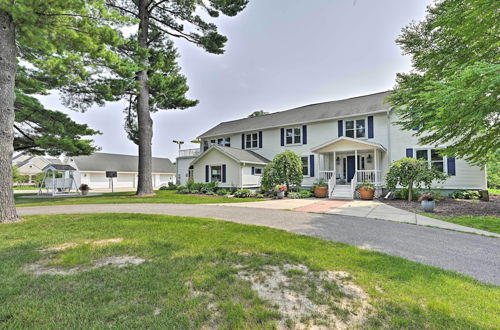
[406,148,413,158]
[222,164,227,182]
[241,134,245,149]
[280,128,285,146]
[309,155,315,177]
[251,166,255,175]
[338,120,343,137]
[259,131,263,148]
[302,125,307,144]
[205,165,209,183]
[368,116,374,138]
[447,158,456,176]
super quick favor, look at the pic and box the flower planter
[81,190,89,196]
[421,200,435,212]
[314,186,328,198]
[358,188,374,200]
[277,191,285,199]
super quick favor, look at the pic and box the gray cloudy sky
[38,0,429,161]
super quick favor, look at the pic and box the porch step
[329,185,353,200]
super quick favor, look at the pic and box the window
[285,127,302,145]
[254,168,262,175]
[301,156,309,176]
[210,165,221,182]
[204,137,231,151]
[203,141,209,152]
[415,149,445,172]
[223,137,231,147]
[345,119,366,138]
[245,133,259,149]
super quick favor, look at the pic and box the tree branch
[107,2,139,18]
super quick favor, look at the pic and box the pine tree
[106,0,248,196]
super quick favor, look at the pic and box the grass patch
[0,213,498,328]
[13,185,38,190]
[15,190,260,207]
[424,214,500,234]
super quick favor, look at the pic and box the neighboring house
[176,148,201,186]
[12,153,61,184]
[65,152,176,189]
[179,91,486,199]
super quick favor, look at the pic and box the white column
[374,148,378,184]
[333,151,336,174]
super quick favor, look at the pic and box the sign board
[106,171,117,178]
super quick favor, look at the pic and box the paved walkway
[17,203,500,285]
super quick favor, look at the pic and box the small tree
[261,151,303,193]
[386,158,448,201]
[248,110,269,118]
[12,166,24,184]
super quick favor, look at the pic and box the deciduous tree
[261,151,303,193]
[387,0,499,165]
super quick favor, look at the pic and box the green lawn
[425,214,500,234]
[0,213,498,328]
[13,185,38,190]
[15,190,260,207]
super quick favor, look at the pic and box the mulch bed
[381,195,500,218]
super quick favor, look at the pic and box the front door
[346,156,356,182]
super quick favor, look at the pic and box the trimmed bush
[450,190,480,200]
[216,189,229,196]
[233,189,254,198]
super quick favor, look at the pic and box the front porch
[312,137,386,199]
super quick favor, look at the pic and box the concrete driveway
[17,203,500,286]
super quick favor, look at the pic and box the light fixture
[336,157,340,165]
[367,154,372,163]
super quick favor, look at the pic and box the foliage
[159,184,177,191]
[357,181,375,191]
[450,190,480,200]
[79,184,90,191]
[394,188,421,201]
[486,150,500,189]
[275,185,287,192]
[387,0,500,165]
[386,158,448,201]
[247,110,269,118]
[217,189,229,196]
[261,151,303,192]
[185,181,218,194]
[14,90,101,156]
[418,193,434,202]
[12,166,25,183]
[233,189,255,198]
[288,190,313,199]
[312,179,328,189]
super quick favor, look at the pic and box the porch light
[336,157,340,165]
[367,154,372,163]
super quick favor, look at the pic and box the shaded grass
[424,214,500,234]
[13,186,38,190]
[15,190,260,207]
[0,213,498,328]
[488,188,500,195]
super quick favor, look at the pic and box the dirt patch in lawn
[41,238,124,252]
[24,256,145,276]
[237,264,370,329]
[382,195,500,217]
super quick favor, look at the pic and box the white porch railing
[350,171,358,199]
[319,171,336,198]
[356,170,382,185]
[179,148,200,157]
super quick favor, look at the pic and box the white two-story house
[181,91,486,199]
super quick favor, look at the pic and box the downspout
[386,107,393,169]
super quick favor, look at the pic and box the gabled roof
[311,136,387,153]
[68,152,176,173]
[199,91,391,138]
[191,146,270,166]
[43,164,76,172]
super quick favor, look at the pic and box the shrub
[312,179,328,189]
[256,194,265,198]
[234,189,254,198]
[159,184,177,191]
[261,151,303,192]
[79,184,90,191]
[288,192,300,199]
[216,189,229,196]
[205,191,215,196]
[386,157,448,201]
[450,190,480,200]
[200,182,218,194]
[177,188,190,194]
[299,190,313,198]
[395,188,421,201]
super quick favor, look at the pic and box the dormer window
[345,119,366,138]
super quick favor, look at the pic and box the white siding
[192,149,241,188]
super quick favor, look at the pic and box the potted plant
[275,185,287,199]
[418,193,435,212]
[357,181,375,200]
[79,183,91,196]
[312,179,328,198]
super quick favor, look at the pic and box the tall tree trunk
[136,0,154,196]
[0,9,19,223]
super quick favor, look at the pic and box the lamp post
[172,140,184,185]
[172,140,184,155]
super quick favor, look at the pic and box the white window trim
[209,164,223,182]
[301,156,310,177]
[412,147,448,173]
[344,117,368,139]
[285,126,302,146]
[244,132,260,150]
